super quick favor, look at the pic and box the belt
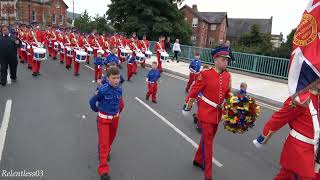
[98,112,119,119]
[148,81,156,84]
[290,129,317,145]
[198,94,222,109]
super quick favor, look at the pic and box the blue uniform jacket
[126,55,135,64]
[104,53,119,65]
[89,82,122,115]
[94,57,104,66]
[189,59,201,73]
[147,69,161,82]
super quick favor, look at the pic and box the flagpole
[73,0,75,21]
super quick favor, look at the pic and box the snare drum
[97,49,105,55]
[66,47,73,57]
[160,52,169,61]
[54,42,59,51]
[145,50,152,59]
[135,52,145,63]
[33,48,47,61]
[75,50,87,63]
[60,44,65,54]
[86,47,93,55]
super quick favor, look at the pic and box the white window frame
[60,15,64,24]
[32,11,36,22]
[209,38,215,45]
[211,24,217,31]
[192,18,198,27]
[52,14,56,24]
[191,36,197,42]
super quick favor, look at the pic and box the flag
[288,0,320,102]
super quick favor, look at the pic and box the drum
[21,42,26,51]
[48,41,52,48]
[86,47,93,55]
[120,48,127,58]
[54,42,59,51]
[135,52,145,63]
[145,50,152,59]
[33,48,47,61]
[66,47,73,57]
[97,49,105,55]
[60,44,65,54]
[75,50,87,63]
[160,52,169,61]
[27,45,31,55]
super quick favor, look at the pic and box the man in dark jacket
[0,25,21,86]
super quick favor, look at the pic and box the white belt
[98,112,119,119]
[198,94,221,109]
[148,81,156,84]
[290,129,316,145]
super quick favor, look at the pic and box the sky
[64,0,309,39]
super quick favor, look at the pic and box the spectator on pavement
[165,37,171,62]
[172,39,181,63]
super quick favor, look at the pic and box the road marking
[256,101,280,111]
[0,99,12,163]
[85,65,94,71]
[7,71,11,85]
[135,97,223,168]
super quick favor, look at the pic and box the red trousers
[32,60,41,73]
[20,50,27,63]
[186,72,199,92]
[48,46,53,57]
[52,49,58,59]
[95,66,103,81]
[146,83,158,101]
[74,61,80,74]
[27,50,33,68]
[156,53,163,72]
[93,49,98,59]
[97,114,120,175]
[60,53,64,62]
[274,167,320,180]
[194,122,218,180]
[141,60,145,68]
[133,62,138,73]
[127,63,135,80]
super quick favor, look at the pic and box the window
[209,38,215,45]
[60,15,64,24]
[191,36,197,42]
[52,14,56,24]
[211,24,217,31]
[32,11,36,22]
[184,17,187,21]
[192,18,198,27]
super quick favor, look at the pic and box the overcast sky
[64,0,308,38]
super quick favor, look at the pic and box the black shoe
[74,73,80,76]
[0,82,6,86]
[86,61,90,65]
[53,57,57,60]
[193,161,204,171]
[146,96,149,101]
[37,72,41,76]
[152,100,157,104]
[60,61,64,64]
[193,113,198,124]
[177,61,179,63]
[32,73,37,76]
[11,78,17,82]
[101,173,110,180]
[27,66,32,69]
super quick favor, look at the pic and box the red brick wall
[16,0,68,27]
[206,18,227,47]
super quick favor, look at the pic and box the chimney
[192,4,198,12]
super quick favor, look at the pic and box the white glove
[253,139,264,149]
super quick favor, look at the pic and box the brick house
[0,0,68,27]
[181,4,228,48]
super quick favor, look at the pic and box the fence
[149,41,290,79]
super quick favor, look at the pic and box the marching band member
[126,51,136,81]
[65,30,74,69]
[104,46,120,70]
[185,53,202,93]
[91,33,102,59]
[94,51,104,83]
[154,35,165,73]
[32,26,45,76]
[254,84,320,179]
[18,24,28,64]
[182,47,232,180]
[139,34,149,68]
[51,27,58,60]
[146,61,161,103]
[83,33,92,64]
[26,25,35,70]
[72,31,84,76]
[129,36,139,74]
[89,66,124,180]
[58,29,66,64]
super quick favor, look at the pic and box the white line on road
[134,97,223,168]
[85,65,94,71]
[0,99,12,163]
[7,71,11,85]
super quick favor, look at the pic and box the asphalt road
[0,56,290,180]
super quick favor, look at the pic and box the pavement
[0,55,292,180]
[145,56,289,106]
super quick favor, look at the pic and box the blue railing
[149,41,290,79]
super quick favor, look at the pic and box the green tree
[106,0,191,44]
[74,10,92,32]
